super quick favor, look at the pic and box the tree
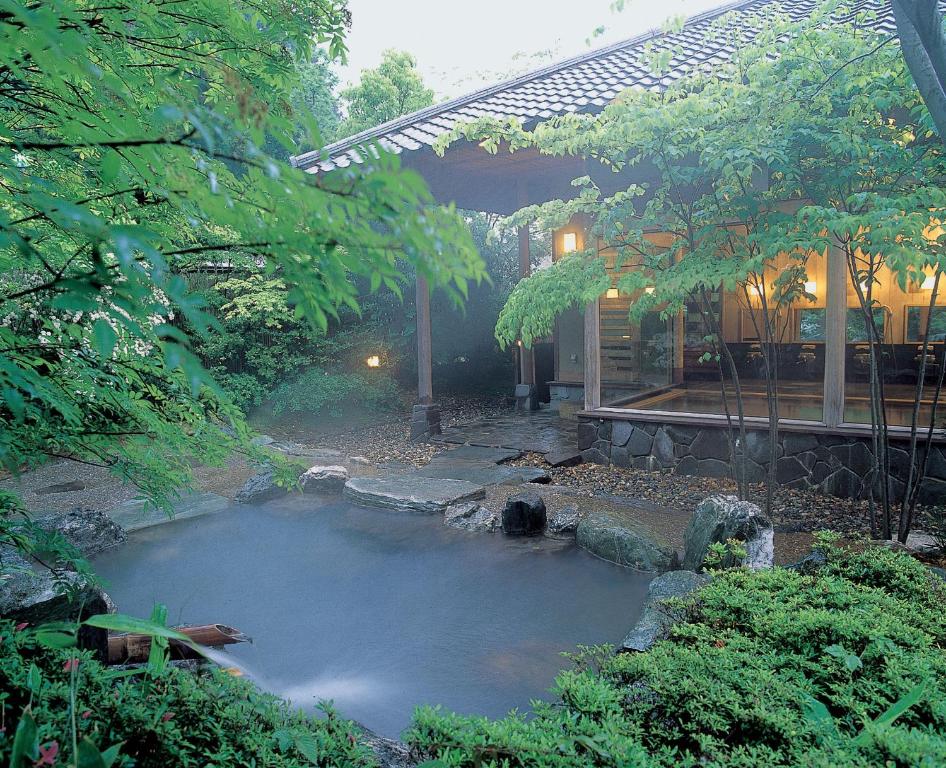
[0,0,484,511]
[435,1,946,537]
[892,0,946,138]
[338,49,435,138]
[288,49,342,153]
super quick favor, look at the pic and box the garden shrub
[0,622,375,767]
[269,367,401,418]
[407,546,946,767]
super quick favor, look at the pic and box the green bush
[407,546,946,767]
[0,622,375,767]
[269,367,401,418]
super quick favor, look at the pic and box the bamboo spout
[107,623,250,665]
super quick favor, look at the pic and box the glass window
[844,268,946,426]
[611,248,827,422]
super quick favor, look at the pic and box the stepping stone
[109,491,230,532]
[344,475,485,514]
[431,446,522,463]
[414,463,549,486]
[544,448,583,468]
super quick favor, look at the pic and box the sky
[336,0,725,101]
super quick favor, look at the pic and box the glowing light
[645,286,655,295]
[562,232,578,253]
[804,280,817,295]
[365,355,381,368]
[922,273,937,290]
[606,288,619,299]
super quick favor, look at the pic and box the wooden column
[823,245,846,426]
[517,224,535,388]
[583,299,601,410]
[415,274,433,404]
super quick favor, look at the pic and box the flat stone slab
[344,475,485,514]
[414,463,549,486]
[109,491,230,532]
[544,448,583,467]
[430,446,522,463]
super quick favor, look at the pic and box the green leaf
[82,613,190,644]
[10,710,38,766]
[100,151,121,184]
[853,680,928,746]
[92,319,118,359]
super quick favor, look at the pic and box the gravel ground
[269,395,517,468]
[506,453,942,539]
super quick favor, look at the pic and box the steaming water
[93,496,652,738]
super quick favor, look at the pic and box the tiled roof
[291,0,894,173]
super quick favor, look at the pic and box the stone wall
[577,416,946,505]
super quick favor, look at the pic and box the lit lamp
[922,272,938,290]
[804,280,817,296]
[644,286,655,295]
[365,355,381,368]
[606,288,619,299]
[562,232,578,253]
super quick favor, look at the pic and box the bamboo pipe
[107,624,250,665]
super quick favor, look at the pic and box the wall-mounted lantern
[365,355,381,368]
[562,232,578,253]
[804,280,817,296]
[605,288,619,299]
[922,272,938,290]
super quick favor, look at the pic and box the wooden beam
[416,274,433,404]
[584,299,601,410]
[823,245,846,426]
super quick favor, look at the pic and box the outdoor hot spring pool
[92,496,652,738]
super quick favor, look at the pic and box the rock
[251,434,276,447]
[581,448,609,465]
[349,456,371,466]
[611,421,634,448]
[785,548,827,574]
[626,428,654,457]
[576,509,678,571]
[300,465,349,494]
[689,429,730,461]
[357,725,413,768]
[35,507,125,556]
[621,570,711,652]
[577,422,597,451]
[682,495,774,570]
[905,531,940,554]
[415,463,549,486]
[110,491,229,532]
[502,492,547,536]
[0,555,114,661]
[546,505,580,538]
[544,448,583,468]
[434,446,521,463]
[444,502,499,532]
[344,475,485,514]
[235,470,287,504]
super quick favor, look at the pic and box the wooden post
[823,245,846,426]
[416,274,433,404]
[584,299,601,410]
[411,274,440,440]
[518,224,535,390]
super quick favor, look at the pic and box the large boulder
[576,509,678,571]
[0,555,114,661]
[502,492,547,536]
[444,502,499,532]
[300,465,349,494]
[235,470,287,504]
[682,495,774,570]
[622,570,711,652]
[35,507,125,556]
